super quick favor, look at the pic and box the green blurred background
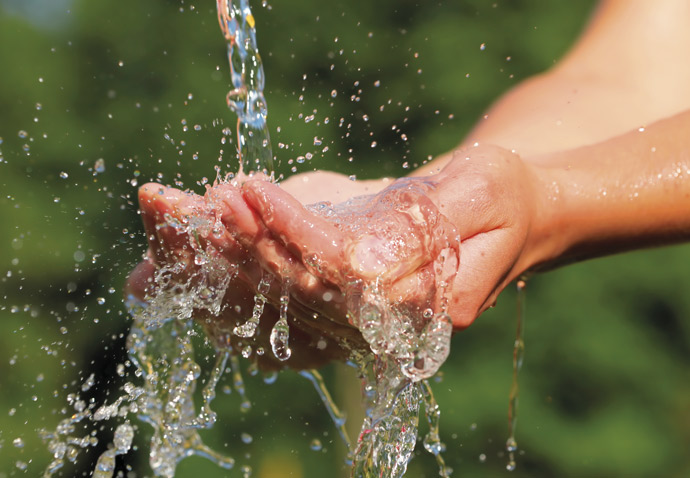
[1,0,689,476]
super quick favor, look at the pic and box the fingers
[448,230,519,329]
[138,183,206,265]
[242,178,465,330]
[124,255,156,301]
[241,179,348,285]
[135,182,364,370]
[210,182,351,325]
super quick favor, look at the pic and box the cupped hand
[226,175,462,339]
[125,180,367,371]
[233,144,545,331]
[126,143,545,372]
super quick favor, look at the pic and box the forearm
[416,0,690,175]
[528,109,690,271]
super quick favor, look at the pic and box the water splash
[421,380,450,476]
[40,1,458,474]
[302,184,458,477]
[41,254,240,477]
[92,423,134,478]
[234,274,271,337]
[343,282,453,477]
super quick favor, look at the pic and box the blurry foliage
[1,0,689,477]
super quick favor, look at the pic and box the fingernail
[242,180,269,216]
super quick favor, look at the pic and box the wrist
[518,161,573,274]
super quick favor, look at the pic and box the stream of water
[506,278,527,472]
[216,0,274,176]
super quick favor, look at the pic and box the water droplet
[270,290,292,361]
[113,423,134,454]
[94,158,105,173]
[262,370,278,384]
[13,437,24,448]
[81,373,95,392]
[241,432,253,444]
[270,320,291,361]
[310,438,322,451]
[59,171,68,179]
[18,130,28,139]
[480,42,486,51]
[234,320,258,338]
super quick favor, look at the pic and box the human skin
[126,0,690,362]
[126,183,369,370]
[128,106,690,341]
[253,0,690,328]
[235,109,690,329]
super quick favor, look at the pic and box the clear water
[40,194,454,476]
[506,278,527,472]
[303,192,457,477]
[41,1,456,476]
[216,0,274,176]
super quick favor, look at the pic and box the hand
[426,145,544,327]
[226,174,462,333]
[233,145,545,331]
[125,181,367,371]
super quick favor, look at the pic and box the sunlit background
[1,0,689,477]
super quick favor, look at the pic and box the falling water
[347,287,453,478]
[506,278,527,471]
[269,282,293,361]
[216,0,274,176]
